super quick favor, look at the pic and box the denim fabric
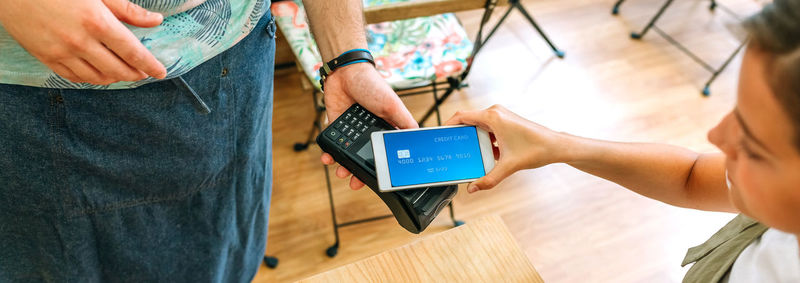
[0,11,276,283]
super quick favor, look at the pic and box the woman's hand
[0,0,167,85]
[445,105,570,193]
[319,63,417,190]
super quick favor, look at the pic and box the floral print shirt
[0,0,267,89]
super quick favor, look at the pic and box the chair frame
[612,0,749,96]
[272,0,565,261]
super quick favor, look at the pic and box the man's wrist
[325,61,373,83]
[301,0,369,60]
[320,43,369,62]
[319,49,375,90]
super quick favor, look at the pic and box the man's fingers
[62,58,116,85]
[321,96,354,126]
[81,42,147,82]
[101,21,167,79]
[103,0,164,28]
[321,154,335,165]
[349,177,365,190]
[384,101,418,129]
[467,162,515,193]
[50,63,83,83]
[389,111,418,129]
[335,166,352,178]
[325,109,344,125]
[322,155,362,188]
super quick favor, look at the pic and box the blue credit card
[383,126,486,187]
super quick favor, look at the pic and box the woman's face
[708,46,800,233]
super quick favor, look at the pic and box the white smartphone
[371,125,495,192]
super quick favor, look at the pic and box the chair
[280,0,565,151]
[269,0,563,259]
[612,0,748,96]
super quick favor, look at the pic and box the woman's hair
[743,0,800,151]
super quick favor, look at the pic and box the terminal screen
[383,126,486,187]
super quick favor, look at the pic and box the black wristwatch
[319,49,375,91]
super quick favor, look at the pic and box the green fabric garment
[682,214,769,283]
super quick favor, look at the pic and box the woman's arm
[566,137,735,212]
[446,105,737,213]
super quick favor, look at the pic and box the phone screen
[383,126,486,187]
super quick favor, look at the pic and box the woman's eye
[739,141,763,161]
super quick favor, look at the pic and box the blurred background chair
[612,0,749,96]
[278,0,565,152]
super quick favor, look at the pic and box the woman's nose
[708,113,738,160]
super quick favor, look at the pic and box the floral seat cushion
[271,0,473,90]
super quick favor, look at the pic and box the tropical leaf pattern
[272,0,473,90]
[0,0,267,89]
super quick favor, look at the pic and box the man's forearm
[301,0,368,61]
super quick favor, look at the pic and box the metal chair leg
[449,203,465,227]
[419,80,458,124]
[478,0,564,59]
[294,90,324,152]
[512,0,565,58]
[322,163,341,258]
[611,0,626,14]
[702,38,748,96]
[263,256,279,268]
[630,0,674,39]
[293,111,321,151]
[432,80,442,126]
[481,5,515,48]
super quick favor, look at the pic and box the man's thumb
[103,0,164,28]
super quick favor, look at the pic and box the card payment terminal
[316,104,457,234]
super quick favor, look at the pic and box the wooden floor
[254,0,764,282]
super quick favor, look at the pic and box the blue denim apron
[0,11,276,283]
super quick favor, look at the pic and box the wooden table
[298,215,543,283]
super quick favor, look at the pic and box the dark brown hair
[743,0,800,151]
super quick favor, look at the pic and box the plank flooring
[254,0,764,281]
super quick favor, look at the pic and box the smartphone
[371,125,495,192]
[315,104,458,234]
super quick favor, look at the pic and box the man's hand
[300,0,415,190]
[0,0,167,85]
[319,63,417,190]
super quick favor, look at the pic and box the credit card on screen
[371,125,495,192]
